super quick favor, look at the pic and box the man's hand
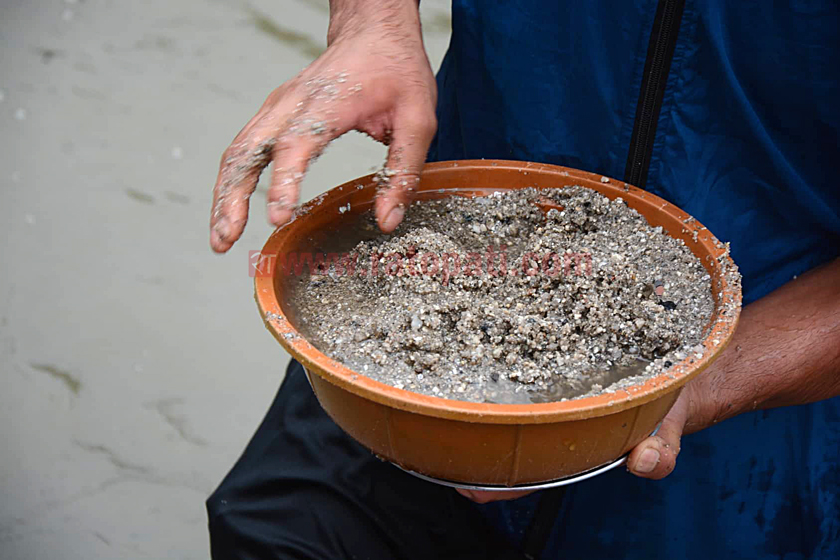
[210,0,437,253]
[628,257,840,477]
[461,257,840,502]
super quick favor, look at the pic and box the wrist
[683,343,755,434]
[685,259,840,434]
[327,0,422,45]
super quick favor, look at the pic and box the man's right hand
[210,0,438,253]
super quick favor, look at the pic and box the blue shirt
[428,1,840,557]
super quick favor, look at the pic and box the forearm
[327,0,422,45]
[684,257,840,434]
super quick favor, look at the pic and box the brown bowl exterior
[255,160,741,485]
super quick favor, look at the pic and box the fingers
[210,134,277,253]
[264,108,344,225]
[265,82,366,226]
[210,76,437,251]
[210,83,308,253]
[265,138,314,227]
[456,488,535,503]
[627,399,689,479]
[375,103,437,232]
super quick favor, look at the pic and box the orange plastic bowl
[255,160,741,486]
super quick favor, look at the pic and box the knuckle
[272,170,301,193]
[276,133,295,150]
[391,175,420,195]
[402,105,438,139]
[417,110,438,138]
[263,83,289,108]
[220,141,251,170]
[219,146,237,168]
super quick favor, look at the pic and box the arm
[461,258,840,502]
[628,256,840,478]
[210,0,436,253]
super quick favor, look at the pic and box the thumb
[375,104,437,232]
[627,393,690,479]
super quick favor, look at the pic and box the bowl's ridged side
[310,369,680,485]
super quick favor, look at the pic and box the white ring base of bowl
[393,454,628,492]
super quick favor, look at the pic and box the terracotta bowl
[255,160,741,486]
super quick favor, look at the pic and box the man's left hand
[458,257,840,503]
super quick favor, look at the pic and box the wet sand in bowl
[291,187,714,403]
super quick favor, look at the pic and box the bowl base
[392,423,661,492]
[393,454,627,492]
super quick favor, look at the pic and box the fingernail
[634,448,660,474]
[267,202,293,226]
[382,205,405,232]
[210,229,224,251]
[213,217,230,241]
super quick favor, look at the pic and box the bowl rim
[255,160,741,424]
